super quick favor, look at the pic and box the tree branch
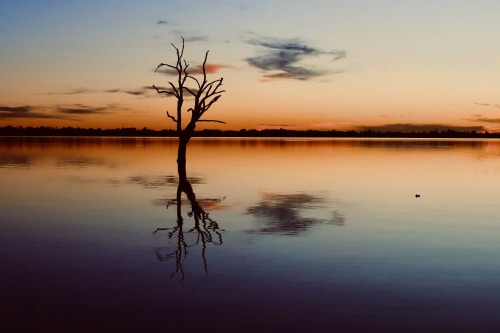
[166,111,178,123]
[153,37,226,136]
[197,119,227,124]
[153,84,177,98]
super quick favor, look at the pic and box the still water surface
[1,137,500,332]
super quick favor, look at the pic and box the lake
[1,137,500,332]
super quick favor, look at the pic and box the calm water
[1,137,500,332]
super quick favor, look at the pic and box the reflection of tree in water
[154,176,224,280]
[246,192,345,235]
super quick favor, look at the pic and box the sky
[1,0,500,132]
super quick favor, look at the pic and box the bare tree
[153,37,226,178]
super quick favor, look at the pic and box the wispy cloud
[356,123,483,133]
[468,115,500,123]
[57,104,108,115]
[47,88,95,95]
[0,105,32,114]
[48,87,155,97]
[246,37,346,81]
[171,31,209,43]
[184,35,208,42]
[475,102,500,109]
[156,63,231,77]
[0,105,61,119]
[0,103,127,121]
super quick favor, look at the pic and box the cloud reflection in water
[246,192,345,235]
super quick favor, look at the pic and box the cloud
[188,63,230,74]
[48,87,155,97]
[0,105,32,113]
[47,88,95,95]
[246,37,346,80]
[468,115,500,124]
[105,88,121,93]
[0,105,61,119]
[57,105,108,115]
[155,61,231,76]
[125,90,145,96]
[171,31,209,43]
[356,123,483,133]
[475,102,500,109]
[0,103,127,121]
[184,35,208,42]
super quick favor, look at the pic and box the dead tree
[153,37,225,178]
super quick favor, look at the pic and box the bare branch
[154,63,167,72]
[184,87,197,96]
[153,84,178,98]
[166,111,178,123]
[188,75,202,89]
[202,95,222,113]
[197,119,227,124]
[167,82,179,97]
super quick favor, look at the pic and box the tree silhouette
[153,37,226,178]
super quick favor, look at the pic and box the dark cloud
[142,85,175,98]
[246,37,346,80]
[57,105,108,115]
[468,115,500,124]
[0,105,32,113]
[125,90,145,96]
[0,103,124,119]
[109,88,152,96]
[49,87,155,97]
[0,105,61,119]
[154,67,177,76]
[357,123,484,133]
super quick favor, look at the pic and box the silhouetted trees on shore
[1,125,499,138]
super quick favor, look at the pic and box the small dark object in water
[415,194,420,198]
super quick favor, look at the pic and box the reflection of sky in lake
[2,137,500,332]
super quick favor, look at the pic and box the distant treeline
[1,125,499,138]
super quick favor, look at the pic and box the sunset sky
[1,0,500,132]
